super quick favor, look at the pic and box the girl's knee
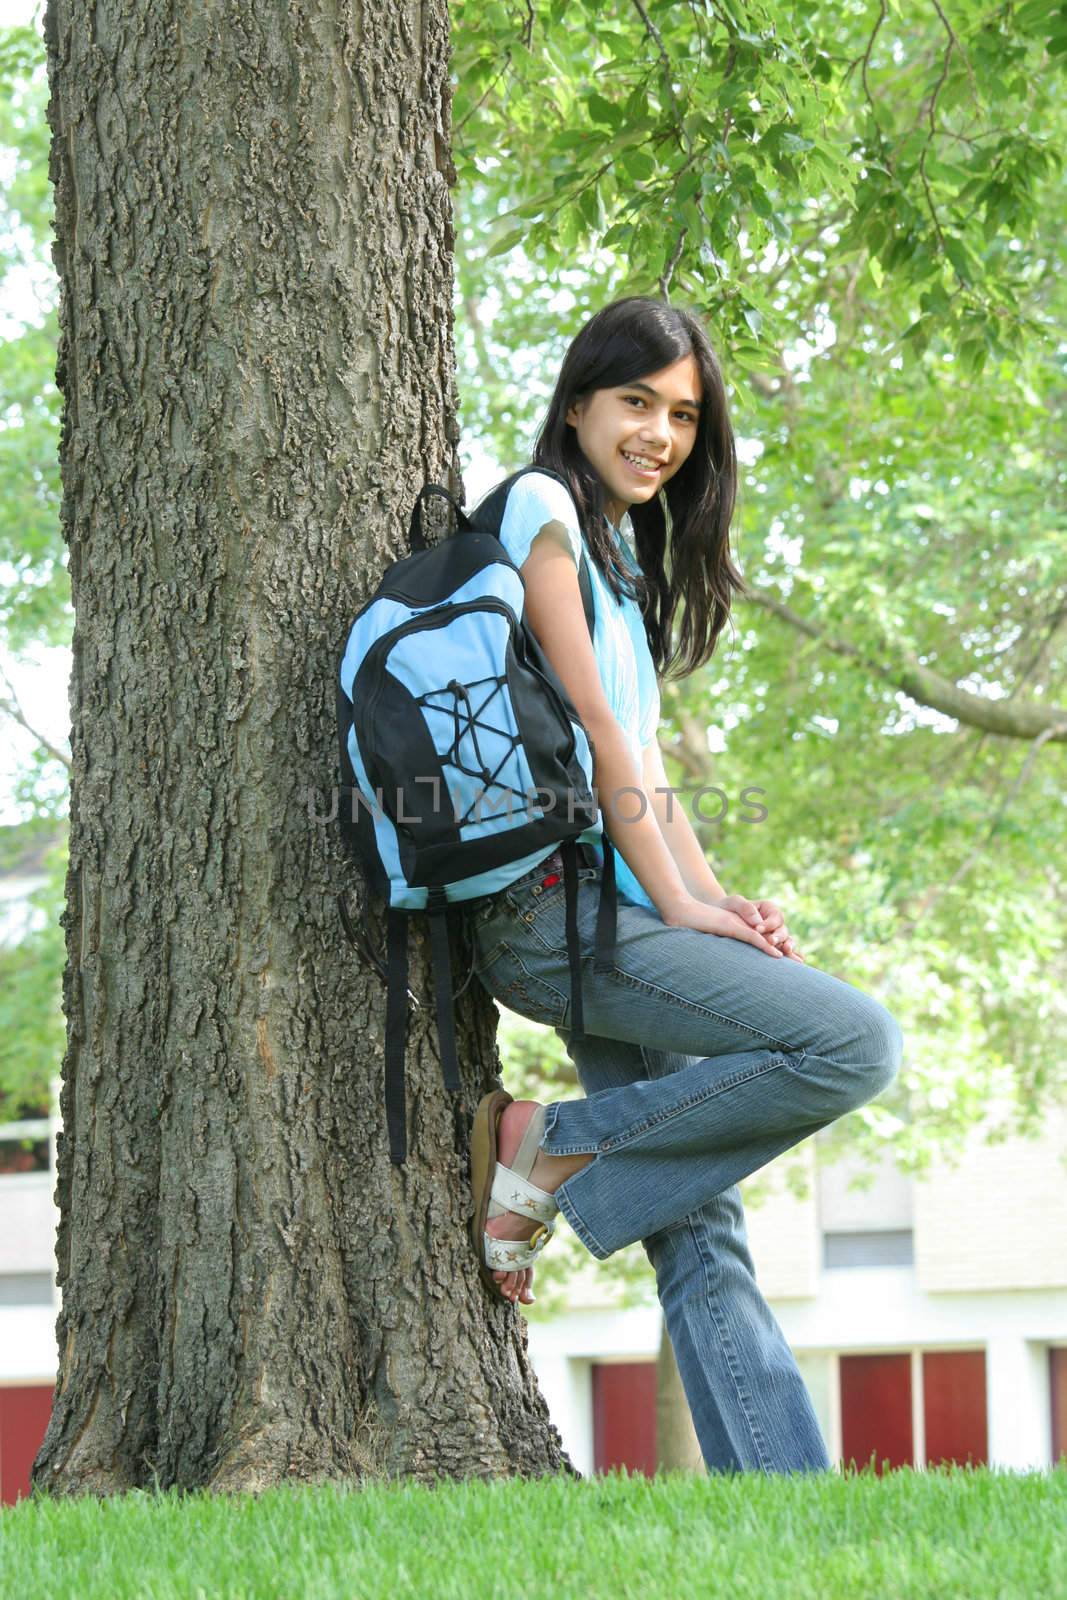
[806,998,908,1113]
[821,998,903,1111]
[872,1003,903,1082]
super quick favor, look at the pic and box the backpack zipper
[340,548,517,637]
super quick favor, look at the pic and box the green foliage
[0,821,65,1118]
[0,25,67,655]
[450,0,1064,398]
[449,1,1067,1177]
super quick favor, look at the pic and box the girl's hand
[702,893,805,964]
[659,891,792,959]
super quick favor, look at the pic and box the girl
[467,296,902,1474]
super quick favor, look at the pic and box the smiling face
[564,354,704,527]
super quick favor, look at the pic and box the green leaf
[586,93,621,130]
[620,148,656,181]
[485,226,526,259]
[958,339,988,377]
[943,234,979,285]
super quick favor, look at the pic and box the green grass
[2,1466,1065,1599]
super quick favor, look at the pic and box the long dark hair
[531,295,746,681]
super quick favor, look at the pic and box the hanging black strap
[560,838,585,1040]
[338,891,389,985]
[593,833,618,976]
[408,483,472,554]
[426,889,462,1096]
[384,908,411,1165]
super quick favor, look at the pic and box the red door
[592,1362,657,1476]
[923,1350,987,1467]
[0,1384,54,1504]
[840,1353,913,1473]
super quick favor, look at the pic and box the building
[0,1119,56,1505]
[526,1110,1067,1477]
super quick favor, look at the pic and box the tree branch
[658,228,687,301]
[459,282,502,396]
[658,689,710,785]
[895,718,1067,934]
[452,52,513,136]
[1008,592,1067,698]
[744,587,1067,742]
[916,6,958,258]
[0,668,71,770]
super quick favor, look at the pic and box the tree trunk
[655,1318,703,1474]
[35,0,571,1494]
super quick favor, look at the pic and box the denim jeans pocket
[466,891,507,931]
[473,941,570,1028]
[505,867,600,954]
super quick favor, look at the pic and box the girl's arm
[642,732,803,960]
[520,527,789,958]
[641,737,727,902]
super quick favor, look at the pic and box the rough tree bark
[34,0,571,1494]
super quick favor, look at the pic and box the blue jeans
[467,847,904,1475]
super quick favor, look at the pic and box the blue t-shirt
[497,471,661,910]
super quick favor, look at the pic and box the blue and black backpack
[336,466,619,1163]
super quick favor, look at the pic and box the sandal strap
[489,1164,559,1223]
[483,1222,554,1270]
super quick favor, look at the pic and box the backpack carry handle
[408,482,472,554]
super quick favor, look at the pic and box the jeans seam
[540,1100,601,1158]
[603,965,798,1054]
[552,1185,611,1260]
[480,943,569,1026]
[472,936,507,969]
[597,1052,796,1153]
[540,1102,610,1257]
[527,926,578,958]
[504,869,598,920]
[687,1213,775,1473]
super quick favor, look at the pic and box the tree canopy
[445,0,1067,1179]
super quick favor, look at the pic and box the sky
[0,2,41,27]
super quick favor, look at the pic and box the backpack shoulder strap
[559,839,585,1040]
[470,467,596,643]
[467,465,574,539]
[592,834,618,975]
[384,890,464,1167]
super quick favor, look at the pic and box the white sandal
[470,1090,559,1300]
